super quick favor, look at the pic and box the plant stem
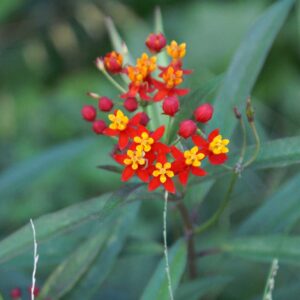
[176,200,197,278]
[244,122,260,167]
[194,172,238,235]
[165,116,173,144]
[163,191,174,300]
[101,68,127,94]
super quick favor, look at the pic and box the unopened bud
[194,103,214,123]
[81,105,97,122]
[233,107,242,119]
[178,120,197,139]
[124,97,138,112]
[145,33,167,53]
[98,96,114,112]
[162,96,180,116]
[246,97,255,122]
[92,120,106,134]
[10,288,22,299]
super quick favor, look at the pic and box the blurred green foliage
[0,0,300,299]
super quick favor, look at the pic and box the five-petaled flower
[171,146,206,185]
[193,129,230,165]
[149,158,175,193]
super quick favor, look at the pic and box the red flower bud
[81,105,97,122]
[98,96,114,112]
[10,288,22,299]
[124,97,138,112]
[178,120,197,139]
[194,103,214,123]
[162,96,180,117]
[92,120,106,134]
[103,51,123,73]
[28,286,40,297]
[145,33,167,53]
[140,112,150,126]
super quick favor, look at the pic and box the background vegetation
[0,0,299,299]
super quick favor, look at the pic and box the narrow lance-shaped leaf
[0,138,95,198]
[209,0,294,137]
[0,184,139,263]
[238,172,300,235]
[220,235,300,265]
[67,202,141,300]
[40,201,141,299]
[141,239,187,300]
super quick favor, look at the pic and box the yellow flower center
[184,146,205,167]
[108,110,129,131]
[153,162,174,183]
[123,150,145,170]
[136,53,157,75]
[166,40,186,60]
[209,135,230,155]
[127,66,146,86]
[162,66,183,89]
[134,132,154,152]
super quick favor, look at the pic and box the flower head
[103,51,123,73]
[166,40,186,60]
[108,110,129,131]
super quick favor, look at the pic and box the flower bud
[81,105,97,122]
[103,51,123,73]
[194,103,214,123]
[246,97,255,122]
[92,120,106,134]
[233,106,242,119]
[98,96,114,112]
[10,288,22,299]
[140,112,150,126]
[162,96,180,117]
[124,97,138,112]
[145,33,167,53]
[178,120,197,139]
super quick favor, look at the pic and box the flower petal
[118,132,129,150]
[208,129,219,141]
[151,126,165,140]
[164,178,176,194]
[192,135,207,148]
[137,169,149,182]
[148,177,161,191]
[208,153,227,165]
[103,128,118,136]
[170,146,184,160]
[191,166,207,176]
[179,169,189,186]
[121,166,135,181]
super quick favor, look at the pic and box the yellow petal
[160,175,167,183]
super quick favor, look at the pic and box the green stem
[197,128,207,139]
[194,172,238,235]
[101,68,127,94]
[165,116,173,144]
[239,117,247,163]
[244,122,260,168]
[163,191,174,300]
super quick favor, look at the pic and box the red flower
[103,110,142,150]
[192,129,230,165]
[103,51,123,73]
[113,146,154,183]
[145,33,167,53]
[148,154,175,193]
[171,146,206,185]
[153,66,189,101]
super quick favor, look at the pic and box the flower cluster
[82,33,230,194]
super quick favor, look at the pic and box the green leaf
[0,138,95,198]
[0,184,139,263]
[251,136,300,169]
[41,201,140,299]
[39,230,107,299]
[67,202,140,299]
[238,173,300,235]
[105,17,133,65]
[141,239,187,300]
[209,0,294,137]
[0,0,22,21]
[177,276,232,300]
[124,239,163,255]
[221,235,300,265]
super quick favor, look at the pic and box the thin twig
[262,258,279,300]
[30,219,39,300]
[163,191,174,300]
